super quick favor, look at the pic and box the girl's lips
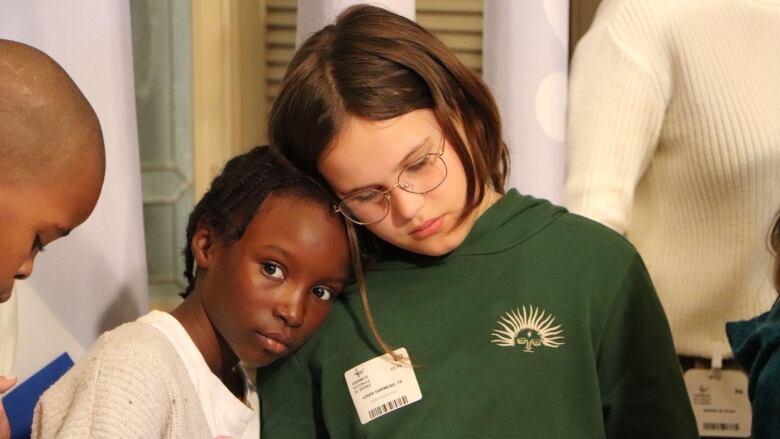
[411,216,443,239]
[0,284,12,303]
[256,332,289,355]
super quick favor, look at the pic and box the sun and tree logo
[491,305,565,353]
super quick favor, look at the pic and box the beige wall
[192,0,267,199]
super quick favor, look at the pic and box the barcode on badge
[368,396,410,420]
[703,422,740,431]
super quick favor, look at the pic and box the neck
[474,187,501,218]
[170,290,239,380]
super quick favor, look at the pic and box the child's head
[269,4,509,256]
[182,146,350,367]
[0,40,105,303]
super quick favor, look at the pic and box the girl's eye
[311,286,335,302]
[352,190,381,203]
[32,235,46,253]
[261,262,285,280]
[405,155,433,173]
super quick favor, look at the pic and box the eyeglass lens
[339,153,447,225]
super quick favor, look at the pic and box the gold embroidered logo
[491,306,565,352]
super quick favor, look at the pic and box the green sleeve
[598,254,698,438]
[751,349,780,437]
[259,353,324,438]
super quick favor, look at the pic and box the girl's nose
[389,188,425,222]
[273,288,307,328]
[15,254,35,280]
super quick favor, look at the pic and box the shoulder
[590,0,697,29]
[576,0,690,71]
[528,211,656,316]
[89,320,181,368]
[33,321,193,437]
[539,209,640,263]
[42,320,184,399]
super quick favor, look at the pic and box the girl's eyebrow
[341,136,430,195]
[319,275,348,286]
[262,244,292,260]
[395,136,431,169]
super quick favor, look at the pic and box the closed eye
[32,235,46,253]
[404,154,435,173]
[351,190,382,203]
[261,262,285,280]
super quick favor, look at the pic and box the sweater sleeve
[31,330,170,438]
[564,11,670,233]
[598,253,698,438]
[259,353,322,438]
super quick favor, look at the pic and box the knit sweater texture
[565,0,780,358]
[31,321,211,438]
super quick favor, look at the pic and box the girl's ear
[191,224,217,269]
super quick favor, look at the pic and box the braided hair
[181,145,339,297]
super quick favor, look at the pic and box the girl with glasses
[261,5,697,438]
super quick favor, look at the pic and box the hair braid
[180,145,340,297]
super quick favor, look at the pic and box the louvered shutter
[265,0,483,108]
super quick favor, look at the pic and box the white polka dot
[534,71,567,143]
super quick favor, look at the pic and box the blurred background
[132,0,602,310]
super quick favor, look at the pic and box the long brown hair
[270,4,509,207]
[269,5,510,358]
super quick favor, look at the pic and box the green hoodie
[259,190,697,438]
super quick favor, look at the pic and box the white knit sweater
[0,291,17,376]
[32,321,211,438]
[565,0,780,358]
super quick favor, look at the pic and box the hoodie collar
[373,189,565,270]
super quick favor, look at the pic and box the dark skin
[171,294,246,397]
[0,39,104,439]
[170,194,351,399]
[0,39,104,302]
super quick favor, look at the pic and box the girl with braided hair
[32,146,351,439]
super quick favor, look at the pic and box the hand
[0,375,17,439]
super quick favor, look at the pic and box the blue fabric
[727,299,780,439]
[4,352,73,439]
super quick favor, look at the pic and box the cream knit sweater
[32,321,211,438]
[565,0,780,358]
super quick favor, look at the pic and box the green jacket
[260,190,697,438]
[727,299,780,439]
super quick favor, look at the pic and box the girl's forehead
[320,115,444,197]
[321,110,440,171]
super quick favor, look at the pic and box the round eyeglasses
[335,142,448,225]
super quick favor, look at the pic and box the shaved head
[0,40,105,302]
[0,39,105,185]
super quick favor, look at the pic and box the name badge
[684,369,751,437]
[344,347,422,424]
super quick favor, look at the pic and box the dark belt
[678,355,744,372]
